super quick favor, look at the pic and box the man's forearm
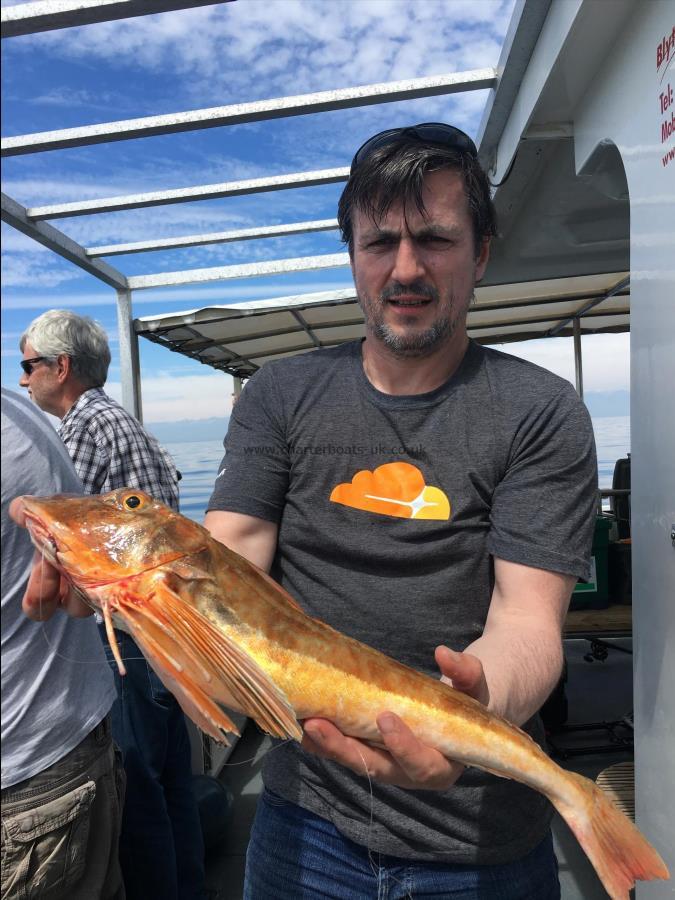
[465,619,564,726]
[462,558,574,726]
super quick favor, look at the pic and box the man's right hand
[9,498,92,621]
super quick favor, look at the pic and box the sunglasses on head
[20,356,50,375]
[351,123,478,172]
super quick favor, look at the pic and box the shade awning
[135,271,629,379]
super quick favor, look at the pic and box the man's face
[19,342,62,416]
[350,168,490,358]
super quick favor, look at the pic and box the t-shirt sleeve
[207,367,290,524]
[486,385,598,580]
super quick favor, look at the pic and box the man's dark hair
[337,140,497,256]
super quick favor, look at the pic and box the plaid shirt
[58,388,179,510]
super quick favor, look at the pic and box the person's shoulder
[476,344,580,405]
[2,387,36,422]
[76,389,138,429]
[2,387,61,439]
[1,388,81,490]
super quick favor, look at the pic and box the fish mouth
[23,510,62,566]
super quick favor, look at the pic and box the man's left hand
[301,645,489,791]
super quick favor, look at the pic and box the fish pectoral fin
[119,582,302,743]
[119,603,240,744]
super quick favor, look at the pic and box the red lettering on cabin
[657,26,675,73]
[662,112,675,143]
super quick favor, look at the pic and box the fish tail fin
[552,771,669,899]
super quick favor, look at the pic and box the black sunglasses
[351,123,478,172]
[20,356,51,375]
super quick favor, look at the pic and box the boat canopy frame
[1,0,629,419]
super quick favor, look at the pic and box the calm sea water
[167,415,630,524]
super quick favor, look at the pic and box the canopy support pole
[116,288,143,420]
[573,317,584,399]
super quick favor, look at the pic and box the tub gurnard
[16,488,669,900]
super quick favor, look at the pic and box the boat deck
[204,631,633,899]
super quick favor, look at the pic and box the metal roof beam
[1,0,234,39]
[151,316,366,349]
[133,288,359,331]
[547,276,630,336]
[136,285,629,338]
[167,342,257,375]
[1,68,497,156]
[1,192,127,289]
[127,251,350,290]
[140,304,629,353]
[86,218,339,256]
[289,310,321,348]
[471,307,629,334]
[28,170,349,219]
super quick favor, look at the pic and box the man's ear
[55,354,71,383]
[474,238,491,283]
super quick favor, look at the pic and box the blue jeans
[244,789,560,899]
[102,627,205,900]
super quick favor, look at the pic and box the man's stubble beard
[362,289,473,360]
[370,316,452,358]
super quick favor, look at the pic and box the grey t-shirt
[1,389,116,789]
[207,340,597,864]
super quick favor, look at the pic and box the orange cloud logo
[330,462,450,520]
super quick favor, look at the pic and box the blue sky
[1,0,629,425]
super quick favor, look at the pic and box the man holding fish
[204,124,599,898]
[9,125,669,900]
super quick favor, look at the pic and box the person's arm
[204,510,278,573]
[301,557,573,790]
[464,557,574,725]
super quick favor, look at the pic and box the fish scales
[16,488,669,900]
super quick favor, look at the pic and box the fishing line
[216,725,410,898]
[354,744,379,881]
[218,735,294,768]
[354,743,413,900]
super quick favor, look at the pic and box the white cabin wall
[573,2,675,892]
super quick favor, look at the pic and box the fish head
[17,488,210,589]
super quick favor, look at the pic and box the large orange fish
[17,488,668,900]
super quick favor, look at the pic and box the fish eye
[124,495,142,509]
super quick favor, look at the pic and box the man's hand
[9,498,92,621]
[301,645,489,791]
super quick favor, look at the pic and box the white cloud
[0,252,81,288]
[106,371,234,422]
[10,0,514,105]
[491,332,630,393]
[1,278,355,309]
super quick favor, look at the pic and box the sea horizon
[167,414,631,524]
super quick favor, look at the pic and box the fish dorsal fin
[118,580,302,743]
[235,562,305,613]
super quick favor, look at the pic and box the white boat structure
[2,0,673,896]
